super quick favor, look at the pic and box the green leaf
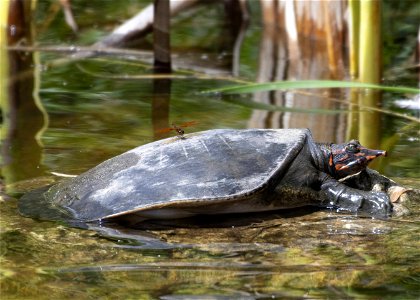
[206,80,420,94]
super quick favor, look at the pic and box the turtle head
[329,140,387,178]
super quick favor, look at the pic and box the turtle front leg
[319,174,392,217]
[341,168,419,216]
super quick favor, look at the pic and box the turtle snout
[365,149,387,161]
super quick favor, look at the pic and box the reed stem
[348,0,360,79]
[358,0,382,149]
[359,0,381,84]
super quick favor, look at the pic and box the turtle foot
[358,191,392,218]
[321,180,392,218]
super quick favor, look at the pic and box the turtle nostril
[373,150,387,157]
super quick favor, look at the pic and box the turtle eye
[346,143,359,153]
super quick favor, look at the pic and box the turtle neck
[311,142,338,178]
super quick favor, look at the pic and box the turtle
[19,128,396,224]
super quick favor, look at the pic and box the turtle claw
[359,191,392,218]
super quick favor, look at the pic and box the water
[1,1,419,299]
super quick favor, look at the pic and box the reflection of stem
[33,49,49,147]
[358,90,381,149]
[231,0,249,77]
[152,79,171,141]
[346,89,359,140]
[1,1,47,184]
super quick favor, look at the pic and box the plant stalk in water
[357,0,382,149]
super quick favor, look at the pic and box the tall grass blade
[207,80,420,94]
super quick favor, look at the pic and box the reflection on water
[1,0,419,299]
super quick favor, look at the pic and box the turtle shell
[20,129,309,222]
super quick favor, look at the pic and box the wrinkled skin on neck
[311,140,387,179]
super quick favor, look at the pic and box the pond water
[1,1,420,299]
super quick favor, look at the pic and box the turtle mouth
[334,149,387,173]
[365,150,387,161]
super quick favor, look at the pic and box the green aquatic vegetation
[207,80,420,95]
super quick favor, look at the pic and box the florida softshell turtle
[20,128,398,223]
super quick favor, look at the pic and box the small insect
[156,121,198,139]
